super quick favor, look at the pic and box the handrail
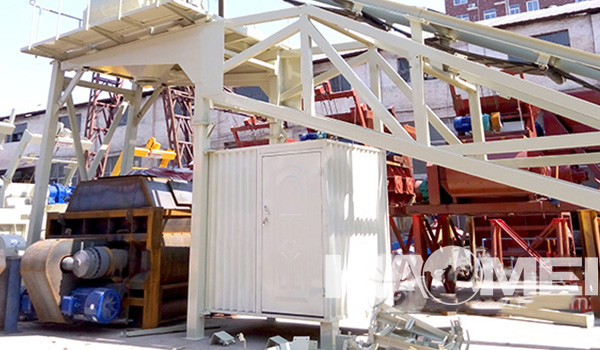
[28,0,83,49]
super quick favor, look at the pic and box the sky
[0,0,445,117]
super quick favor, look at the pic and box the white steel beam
[441,131,600,155]
[134,85,165,126]
[280,51,370,102]
[313,0,600,81]
[409,19,429,145]
[423,63,475,93]
[66,96,89,182]
[304,6,600,131]
[457,69,600,130]
[224,49,276,72]
[58,70,84,108]
[224,72,272,87]
[121,84,143,175]
[212,92,600,211]
[468,89,487,160]
[91,26,124,44]
[66,77,135,98]
[187,95,211,340]
[305,19,412,140]
[492,153,600,168]
[2,131,42,186]
[187,19,224,340]
[224,7,302,28]
[372,51,461,145]
[28,62,65,245]
[287,41,368,56]
[86,101,129,179]
[300,15,315,116]
[223,20,300,73]
[309,16,375,47]
[368,47,383,132]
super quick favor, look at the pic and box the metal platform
[22,0,207,63]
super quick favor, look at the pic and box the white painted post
[268,52,283,144]
[320,320,339,350]
[120,84,143,175]
[369,47,383,132]
[184,19,224,340]
[27,62,65,245]
[66,96,89,182]
[468,88,487,160]
[409,19,429,146]
[186,94,211,340]
[301,15,315,117]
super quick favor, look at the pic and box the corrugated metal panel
[206,148,257,313]
[323,143,391,321]
[206,140,390,322]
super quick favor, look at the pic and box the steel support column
[409,19,429,146]
[120,84,143,175]
[468,89,487,160]
[27,62,65,245]
[368,47,383,132]
[186,95,211,340]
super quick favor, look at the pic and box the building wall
[446,0,574,21]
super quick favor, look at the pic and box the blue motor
[60,287,121,324]
[300,131,327,141]
[453,114,491,133]
[47,183,75,204]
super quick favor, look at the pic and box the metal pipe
[55,0,63,40]
[3,256,21,334]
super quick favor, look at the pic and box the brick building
[445,0,574,21]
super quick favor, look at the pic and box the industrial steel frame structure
[20,0,600,344]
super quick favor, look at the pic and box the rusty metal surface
[20,239,78,323]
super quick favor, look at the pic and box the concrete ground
[1,312,600,350]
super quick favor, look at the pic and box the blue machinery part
[3,256,22,333]
[47,183,75,205]
[60,287,121,324]
[453,114,491,133]
[300,131,328,141]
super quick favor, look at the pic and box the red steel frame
[162,86,195,168]
[84,72,124,177]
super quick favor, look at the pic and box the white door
[261,152,324,317]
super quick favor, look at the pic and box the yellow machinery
[110,137,176,176]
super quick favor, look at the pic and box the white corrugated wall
[206,148,258,313]
[206,140,390,321]
[324,143,391,322]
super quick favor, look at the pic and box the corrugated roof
[478,0,600,27]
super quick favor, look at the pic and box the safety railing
[28,0,84,49]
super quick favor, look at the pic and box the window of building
[454,0,468,5]
[233,86,269,102]
[526,0,540,11]
[456,14,469,20]
[328,75,351,92]
[119,108,129,126]
[58,114,81,132]
[6,123,27,143]
[397,58,411,83]
[483,9,497,19]
[508,30,570,62]
[509,4,520,14]
[534,30,570,46]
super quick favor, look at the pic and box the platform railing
[28,0,83,49]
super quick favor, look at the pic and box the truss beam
[214,92,600,211]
